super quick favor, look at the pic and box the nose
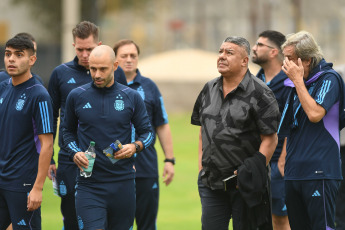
[252,44,258,51]
[126,56,132,62]
[82,50,89,58]
[218,51,226,59]
[94,70,101,78]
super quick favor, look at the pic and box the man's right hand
[47,164,57,180]
[73,152,89,171]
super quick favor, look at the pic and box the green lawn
[41,113,204,229]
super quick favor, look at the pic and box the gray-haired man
[192,36,280,229]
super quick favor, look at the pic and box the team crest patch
[114,94,124,111]
[137,86,145,100]
[78,216,84,230]
[59,180,67,196]
[16,93,26,111]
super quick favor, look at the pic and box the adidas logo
[0,98,3,104]
[312,190,321,197]
[67,78,76,84]
[282,204,287,211]
[17,219,26,226]
[83,102,92,109]
[152,182,158,189]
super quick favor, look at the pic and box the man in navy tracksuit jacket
[0,36,53,230]
[47,21,127,230]
[252,30,291,229]
[63,45,153,230]
[279,31,344,230]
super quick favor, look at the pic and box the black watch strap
[132,142,141,153]
[164,157,175,165]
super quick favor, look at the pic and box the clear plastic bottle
[50,170,59,196]
[80,141,96,178]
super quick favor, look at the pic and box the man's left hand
[114,144,136,159]
[27,187,42,211]
[162,162,174,186]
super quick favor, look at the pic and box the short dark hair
[72,21,99,42]
[258,30,286,50]
[5,36,35,55]
[14,32,35,42]
[223,36,251,56]
[113,39,140,56]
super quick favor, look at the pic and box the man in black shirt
[191,36,280,229]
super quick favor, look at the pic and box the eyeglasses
[255,42,275,49]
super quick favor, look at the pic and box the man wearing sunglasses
[252,30,291,230]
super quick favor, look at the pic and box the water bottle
[80,141,96,178]
[50,170,59,196]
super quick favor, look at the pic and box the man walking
[63,45,153,230]
[48,21,127,229]
[192,36,280,229]
[0,36,53,229]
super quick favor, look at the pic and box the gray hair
[223,36,250,56]
[282,31,323,70]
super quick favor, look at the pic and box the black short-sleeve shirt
[191,70,280,189]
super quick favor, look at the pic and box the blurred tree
[10,0,151,43]
[104,0,151,11]
[11,0,62,43]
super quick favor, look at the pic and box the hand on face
[282,57,304,84]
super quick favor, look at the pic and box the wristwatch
[132,142,141,153]
[164,157,175,165]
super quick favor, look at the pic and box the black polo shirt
[191,70,280,190]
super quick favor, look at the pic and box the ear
[242,56,249,67]
[270,49,279,58]
[29,55,37,66]
[113,61,118,71]
[305,58,312,67]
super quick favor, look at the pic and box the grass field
[41,113,205,229]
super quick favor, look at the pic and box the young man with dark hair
[0,36,53,229]
[0,32,43,84]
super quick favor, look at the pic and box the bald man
[62,45,153,230]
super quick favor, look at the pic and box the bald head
[90,45,115,63]
[89,45,118,88]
